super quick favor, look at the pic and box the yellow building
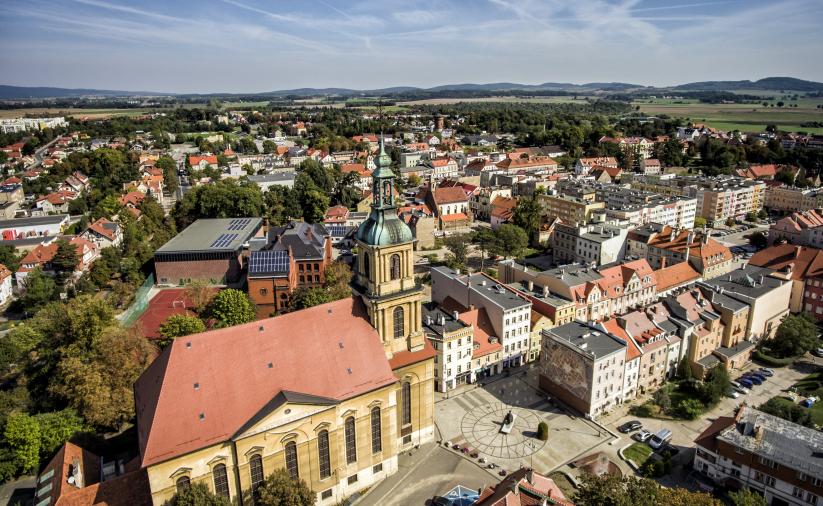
[135,140,435,505]
[538,193,604,226]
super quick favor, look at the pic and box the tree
[185,281,216,315]
[20,267,58,313]
[165,483,231,506]
[156,155,179,194]
[494,224,529,259]
[0,244,21,272]
[674,398,704,420]
[300,189,330,224]
[255,468,315,506]
[52,239,80,284]
[725,217,736,227]
[173,179,265,230]
[4,412,40,474]
[694,216,707,229]
[772,313,819,358]
[159,314,206,344]
[653,388,671,413]
[50,328,156,429]
[749,231,768,249]
[573,474,720,506]
[537,421,548,440]
[472,228,496,271]
[36,409,88,460]
[758,397,813,427]
[323,262,352,300]
[700,365,731,406]
[407,174,422,187]
[676,357,693,380]
[443,233,471,268]
[729,488,767,506]
[745,211,758,223]
[208,289,256,327]
[512,195,542,245]
[289,287,331,311]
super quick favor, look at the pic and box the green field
[0,107,155,119]
[623,442,653,467]
[634,98,823,134]
[397,95,590,106]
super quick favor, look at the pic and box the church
[134,139,435,505]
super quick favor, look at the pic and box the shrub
[629,402,655,417]
[752,349,796,367]
[674,398,704,420]
[537,421,549,441]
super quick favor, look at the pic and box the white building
[423,306,475,392]
[431,267,532,369]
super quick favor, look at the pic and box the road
[714,223,769,248]
[25,135,60,170]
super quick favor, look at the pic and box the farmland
[0,107,155,119]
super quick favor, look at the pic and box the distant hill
[673,77,823,92]
[0,85,165,99]
[1,77,820,100]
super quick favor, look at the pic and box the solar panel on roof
[227,218,252,231]
[249,250,289,274]
[210,233,239,249]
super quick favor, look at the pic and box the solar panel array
[249,250,289,274]
[227,218,252,231]
[210,233,239,249]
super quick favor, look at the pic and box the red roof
[654,262,701,292]
[134,297,398,467]
[86,218,118,241]
[434,186,469,204]
[601,319,640,361]
[188,155,218,167]
[459,308,502,359]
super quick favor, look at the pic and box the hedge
[752,350,796,367]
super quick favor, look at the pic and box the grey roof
[423,303,469,336]
[542,264,602,287]
[508,281,574,307]
[0,214,70,229]
[713,340,755,358]
[717,406,823,477]
[546,321,626,360]
[466,273,531,310]
[698,265,786,301]
[246,172,295,183]
[270,222,329,260]
[697,354,721,368]
[157,218,262,253]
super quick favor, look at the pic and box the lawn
[793,372,823,426]
[623,442,653,467]
[547,472,577,499]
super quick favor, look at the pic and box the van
[649,428,673,450]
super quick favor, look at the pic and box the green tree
[51,328,156,429]
[749,231,768,249]
[472,227,496,271]
[36,409,88,459]
[323,262,352,300]
[0,244,21,272]
[52,239,80,284]
[158,314,206,345]
[443,233,472,268]
[574,474,720,506]
[208,289,256,327]
[173,179,264,230]
[255,468,315,506]
[156,155,179,194]
[4,412,40,474]
[407,174,422,187]
[694,216,707,229]
[300,189,330,223]
[493,224,529,259]
[758,397,813,427]
[537,421,548,441]
[20,267,58,314]
[512,195,542,245]
[262,140,278,154]
[653,388,671,413]
[676,357,693,380]
[700,365,731,406]
[725,217,736,227]
[289,287,331,311]
[674,398,704,420]
[772,313,819,358]
[729,488,768,506]
[165,483,231,506]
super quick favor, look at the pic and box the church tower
[355,138,425,358]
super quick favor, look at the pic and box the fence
[119,273,154,327]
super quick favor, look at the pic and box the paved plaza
[435,370,614,475]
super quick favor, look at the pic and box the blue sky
[1,0,821,94]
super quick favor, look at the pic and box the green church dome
[356,210,414,246]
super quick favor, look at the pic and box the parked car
[633,429,652,442]
[738,378,754,389]
[743,374,763,385]
[649,428,673,450]
[747,372,767,382]
[734,385,750,395]
[725,389,740,399]
[618,420,643,433]
[814,347,823,357]
[758,368,775,377]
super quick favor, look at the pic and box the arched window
[318,430,331,479]
[390,254,401,280]
[401,381,412,426]
[345,417,357,464]
[371,407,382,454]
[362,253,370,278]
[284,441,299,480]
[176,476,190,493]
[249,454,264,493]
[213,464,229,497]
[393,306,405,339]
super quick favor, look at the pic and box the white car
[726,390,740,399]
[632,429,652,442]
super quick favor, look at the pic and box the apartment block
[423,305,475,393]
[551,219,629,266]
[764,184,823,213]
[539,193,605,226]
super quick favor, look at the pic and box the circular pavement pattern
[460,402,546,459]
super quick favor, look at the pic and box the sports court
[133,288,213,339]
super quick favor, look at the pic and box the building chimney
[542,285,549,297]
[527,280,534,291]
[659,256,667,269]
[452,310,459,321]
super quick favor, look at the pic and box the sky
[1,0,822,94]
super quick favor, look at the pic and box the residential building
[539,321,626,417]
[0,264,12,306]
[470,187,512,220]
[599,136,654,160]
[475,468,574,506]
[574,157,618,175]
[400,151,429,168]
[654,261,702,297]
[749,244,823,316]
[616,310,681,392]
[765,185,823,213]
[694,406,823,506]
[431,267,532,369]
[489,196,517,229]
[246,172,296,191]
[82,217,123,249]
[154,218,264,286]
[17,237,98,288]
[693,177,765,223]
[426,185,471,230]
[423,305,474,392]
[768,209,823,247]
[430,157,459,179]
[188,154,219,170]
[495,156,558,174]
[628,224,734,279]
[550,220,629,267]
[639,158,661,175]
[539,193,605,226]
[0,183,24,204]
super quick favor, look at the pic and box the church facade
[134,139,435,505]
